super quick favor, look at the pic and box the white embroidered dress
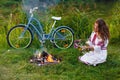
[80,32,109,66]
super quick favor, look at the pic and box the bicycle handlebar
[29,7,38,17]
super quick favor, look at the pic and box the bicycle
[7,7,74,49]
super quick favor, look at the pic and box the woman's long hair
[95,18,110,41]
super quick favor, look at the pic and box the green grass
[0,44,120,80]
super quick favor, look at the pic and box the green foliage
[51,2,93,39]
[51,0,120,42]
[107,1,120,43]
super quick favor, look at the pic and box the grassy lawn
[0,44,120,80]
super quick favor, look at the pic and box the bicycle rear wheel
[53,27,74,49]
[7,25,33,49]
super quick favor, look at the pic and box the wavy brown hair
[95,18,110,41]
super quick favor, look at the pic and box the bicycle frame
[22,14,57,43]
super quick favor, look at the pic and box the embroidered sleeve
[93,39,108,52]
[101,39,109,50]
[86,32,94,46]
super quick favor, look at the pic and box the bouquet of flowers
[74,40,90,53]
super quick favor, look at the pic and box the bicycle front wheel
[53,27,74,49]
[7,25,33,49]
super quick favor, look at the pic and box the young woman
[79,18,110,66]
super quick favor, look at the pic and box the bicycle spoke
[54,27,73,49]
[7,25,33,49]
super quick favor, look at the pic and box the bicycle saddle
[52,16,61,20]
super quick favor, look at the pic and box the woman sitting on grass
[79,18,110,66]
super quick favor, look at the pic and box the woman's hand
[88,46,94,51]
[82,46,94,51]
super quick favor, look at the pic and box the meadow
[0,44,120,80]
[0,0,120,80]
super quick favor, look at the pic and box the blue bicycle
[7,7,74,49]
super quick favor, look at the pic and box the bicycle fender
[17,24,27,27]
